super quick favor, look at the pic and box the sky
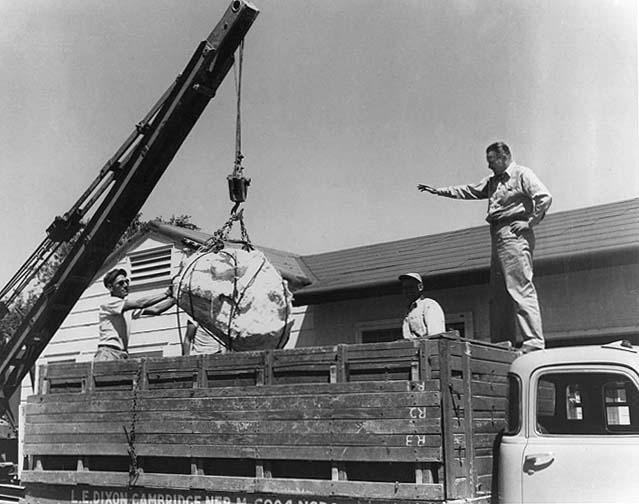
[0,0,637,284]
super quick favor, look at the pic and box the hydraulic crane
[0,0,258,440]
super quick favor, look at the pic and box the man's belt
[489,215,528,227]
[97,344,126,352]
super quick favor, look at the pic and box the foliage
[155,214,201,231]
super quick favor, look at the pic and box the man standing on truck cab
[94,268,175,361]
[417,142,552,352]
[399,272,445,338]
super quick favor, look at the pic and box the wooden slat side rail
[37,333,488,396]
[26,334,517,501]
[21,470,446,502]
[24,380,443,464]
[39,362,91,394]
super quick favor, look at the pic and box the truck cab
[498,341,639,503]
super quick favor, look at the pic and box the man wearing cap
[94,268,176,361]
[399,273,445,339]
[417,142,551,353]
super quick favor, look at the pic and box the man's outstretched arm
[417,179,489,200]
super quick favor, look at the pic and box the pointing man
[418,142,551,352]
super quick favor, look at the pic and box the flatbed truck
[21,334,639,504]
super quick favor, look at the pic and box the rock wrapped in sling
[173,248,293,351]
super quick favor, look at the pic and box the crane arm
[0,0,259,413]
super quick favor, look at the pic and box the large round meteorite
[173,248,293,351]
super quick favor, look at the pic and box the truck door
[522,366,639,503]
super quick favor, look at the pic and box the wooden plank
[27,390,441,415]
[200,351,264,369]
[347,361,416,371]
[272,344,338,359]
[27,379,436,402]
[460,341,475,499]
[26,405,443,424]
[448,339,517,364]
[418,338,432,381]
[40,362,91,380]
[431,355,511,378]
[471,396,507,411]
[449,378,508,397]
[272,372,332,385]
[438,339,456,500]
[25,417,442,436]
[337,344,347,382]
[145,354,200,371]
[451,419,506,434]
[92,359,142,376]
[473,455,494,477]
[477,474,493,496]
[453,434,499,450]
[258,478,445,500]
[22,471,445,502]
[25,431,445,448]
[272,350,338,367]
[346,338,419,355]
[23,443,443,462]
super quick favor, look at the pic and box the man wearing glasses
[94,268,175,361]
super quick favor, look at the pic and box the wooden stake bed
[21,332,516,504]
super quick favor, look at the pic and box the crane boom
[0,0,259,418]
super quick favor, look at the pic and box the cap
[398,272,423,283]
[103,268,127,288]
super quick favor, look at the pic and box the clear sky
[0,0,637,284]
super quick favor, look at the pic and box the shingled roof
[293,198,639,303]
[109,199,638,305]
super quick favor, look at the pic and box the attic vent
[129,246,172,286]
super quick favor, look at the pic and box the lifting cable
[205,37,253,253]
[174,40,254,353]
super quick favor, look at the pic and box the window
[357,319,402,344]
[445,311,474,339]
[535,371,639,435]
[129,246,172,287]
[604,380,633,428]
[566,384,583,420]
[505,373,521,434]
[357,311,474,343]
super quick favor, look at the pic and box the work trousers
[489,223,545,350]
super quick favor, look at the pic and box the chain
[202,208,253,253]
[124,363,142,487]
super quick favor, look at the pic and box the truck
[19,335,639,504]
[498,340,639,503]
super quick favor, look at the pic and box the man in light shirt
[399,272,445,339]
[94,268,175,361]
[418,141,552,352]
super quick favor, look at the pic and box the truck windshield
[505,373,521,434]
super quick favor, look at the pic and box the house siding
[292,262,639,348]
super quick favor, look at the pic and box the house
[27,197,639,369]
[293,198,639,348]
[13,198,639,472]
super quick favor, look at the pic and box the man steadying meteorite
[94,268,175,361]
[418,142,551,353]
